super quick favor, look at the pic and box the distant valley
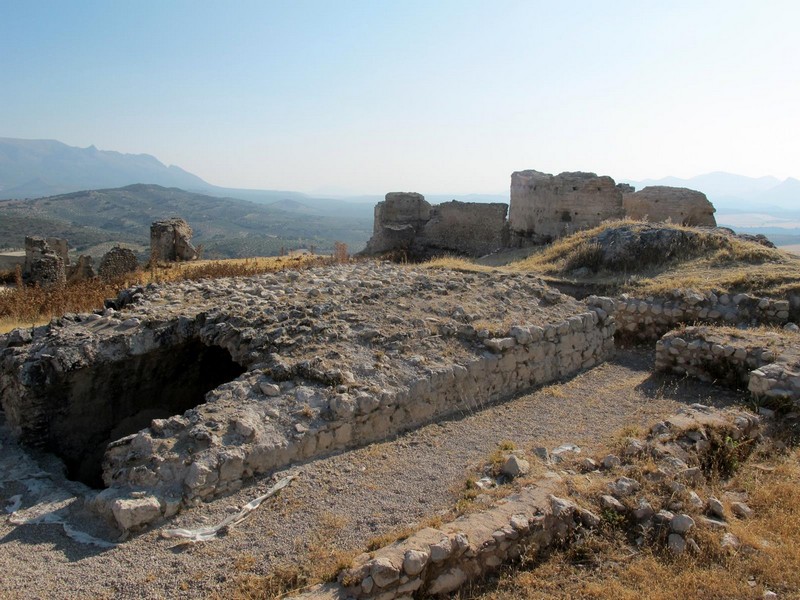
[0,184,373,259]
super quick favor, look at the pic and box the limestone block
[112,495,162,530]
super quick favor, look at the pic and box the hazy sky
[2,1,798,194]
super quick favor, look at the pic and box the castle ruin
[363,169,718,257]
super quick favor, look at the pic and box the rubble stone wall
[23,236,68,286]
[623,186,716,227]
[655,326,800,408]
[100,300,615,523]
[364,193,508,258]
[296,405,760,600]
[98,247,138,280]
[614,290,800,341]
[0,264,617,531]
[150,218,198,262]
[322,480,574,599]
[509,170,625,245]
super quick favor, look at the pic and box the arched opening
[43,340,245,488]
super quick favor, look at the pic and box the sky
[1,0,798,195]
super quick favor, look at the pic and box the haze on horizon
[2,0,798,196]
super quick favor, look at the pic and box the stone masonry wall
[655,326,800,408]
[363,193,508,258]
[509,170,625,245]
[0,263,617,531]
[295,404,760,600]
[417,200,510,257]
[97,299,615,528]
[623,186,716,227]
[614,289,800,342]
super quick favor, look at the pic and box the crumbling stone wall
[0,264,616,530]
[67,255,95,283]
[98,247,138,280]
[363,193,508,258]
[150,218,198,262]
[23,236,68,286]
[296,405,759,600]
[624,186,716,226]
[656,326,800,408]
[614,290,800,342]
[509,170,625,245]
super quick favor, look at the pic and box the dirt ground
[0,347,750,599]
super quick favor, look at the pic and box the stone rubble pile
[0,262,617,531]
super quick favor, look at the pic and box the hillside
[0,138,208,199]
[0,137,375,220]
[0,184,372,258]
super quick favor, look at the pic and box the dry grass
[417,221,800,297]
[0,254,327,335]
[511,220,800,297]
[226,510,355,600]
[421,256,498,274]
[458,444,800,600]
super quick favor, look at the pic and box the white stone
[111,496,162,530]
[402,549,428,576]
[428,567,467,595]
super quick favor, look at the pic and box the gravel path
[0,347,748,599]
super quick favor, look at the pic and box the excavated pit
[44,340,245,488]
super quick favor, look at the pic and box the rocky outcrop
[363,193,508,258]
[150,218,198,262]
[509,170,625,245]
[98,247,138,280]
[624,186,716,226]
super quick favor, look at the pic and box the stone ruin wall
[296,404,760,600]
[22,236,99,285]
[150,217,198,262]
[0,265,616,531]
[364,193,508,258]
[23,236,68,286]
[624,186,716,227]
[509,170,626,245]
[613,289,800,342]
[97,247,138,280]
[364,172,717,257]
[656,326,800,409]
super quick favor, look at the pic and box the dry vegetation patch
[422,221,800,298]
[0,254,326,334]
[457,440,800,600]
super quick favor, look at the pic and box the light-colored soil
[0,348,749,599]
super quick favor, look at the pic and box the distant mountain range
[0,137,375,219]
